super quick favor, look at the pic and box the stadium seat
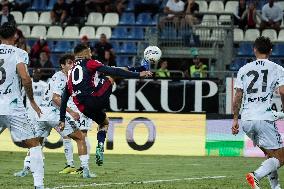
[39,12,51,25]
[229,58,247,71]
[47,0,57,10]
[103,13,119,26]
[46,26,63,39]
[210,29,225,41]
[11,11,23,24]
[111,27,128,39]
[261,29,277,42]
[53,41,72,53]
[136,13,152,25]
[278,29,284,41]
[119,12,135,25]
[116,56,130,67]
[22,11,39,24]
[121,42,137,54]
[95,27,112,39]
[233,28,244,42]
[244,29,260,41]
[225,1,238,14]
[196,1,208,12]
[63,26,79,39]
[219,15,232,25]
[272,44,284,56]
[194,29,210,41]
[160,27,177,39]
[111,42,120,52]
[126,1,135,11]
[201,15,218,26]
[80,26,96,39]
[31,0,47,10]
[152,14,158,25]
[208,1,224,13]
[31,26,47,38]
[50,53,61,67]
[128,27,144,39]
[17,25,30,38]
[86,12,103,26]
[237,43,254,56]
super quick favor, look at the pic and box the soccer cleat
[14,169,29,177]
[82,167,96,178]
[246,172,261,189]
[95,143,104,166]
[58,165,76,174]
[70,167,83,175]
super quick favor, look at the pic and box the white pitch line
[47,175,227,189]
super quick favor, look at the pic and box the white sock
[63,138,74,167]
[24,155,31,171]
[268,170,281,189]
[85,137,91,155]
[79,154,89,169]
[254,158,280,180]
[29,146,44,187]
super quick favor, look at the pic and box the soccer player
[58,44,152,166]
[0,23,44,189]
[232,36,284,189]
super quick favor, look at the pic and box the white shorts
[78,113,93,131]
[241,120,283,150]
[0,110,37,142]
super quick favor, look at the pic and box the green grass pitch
[0,151,283,189]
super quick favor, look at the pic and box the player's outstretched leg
[96,118,109,166]
[59,137,76,174]
[69,130,96,178]
[14,152,30,177]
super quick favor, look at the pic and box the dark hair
[59,54,75,65]
[74,44,89,54]
[0,22,17,39]
[253,36,272,54]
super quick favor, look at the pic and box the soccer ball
[144,46,162,64]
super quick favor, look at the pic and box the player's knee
[98,117,109,132]
[69,130,85,141]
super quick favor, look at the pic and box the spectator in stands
[234,0,247,30]
[11,0,31,13]
[260,0,283,32]
[0,0,12,10]
[156,60,170,77]
[159,0,185,28]
[103,50,116,67]
[29,51,55,81]
[50,0,69,25]
[93,33,114,62]
[30,37,51,64]
[15,28,30,53]
[240,1,260,29]
[182,0,200,26]
[106,0,126,15]
[0,4,15,26]
[85,0,112,14]
[67,0,86,26]
[185,55,207,78]
[80,35,91,47]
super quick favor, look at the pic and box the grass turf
[0,151,283,189]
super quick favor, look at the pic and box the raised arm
[59,85,71,122]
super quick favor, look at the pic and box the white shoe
[82,167,96,178]
[14,168,29,177]
[246,172,260,189]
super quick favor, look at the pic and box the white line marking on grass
[47,175,227,189]
[107,161,201,166]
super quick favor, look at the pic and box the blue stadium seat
[121,42,137,54]
[111,27,128,39]
[272,44,284,57]
[160,27,177,39]
[125,1,135,11]
[119,13,135,25]
[53,41,72,53]
[50,54,61,67]
[116,56,130,67]
[237,43,253,56]
[128,27,144,39]
[31,0,47,11]
[111,42,121,52]
[136,13,152,25]
[229,58,247,71]
[151,14,158,25]
[47,0,57,10]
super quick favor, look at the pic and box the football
[143,46,162,64]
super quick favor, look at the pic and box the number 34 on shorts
[78,114,92,131]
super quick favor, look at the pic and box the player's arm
[16,63,42,117]
[52,91,79,121]
[96,65,152,78]
[59,86,71,122]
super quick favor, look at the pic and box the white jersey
[235,59,284,120]
[0,44,29,115]
[26,80,49,110]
